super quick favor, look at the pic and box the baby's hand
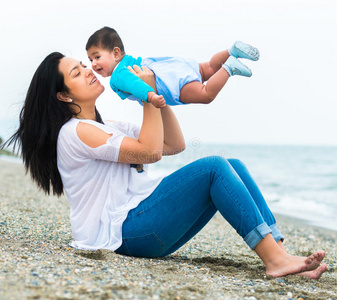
[148,93,166,108]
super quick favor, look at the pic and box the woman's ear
[57,92,73,103]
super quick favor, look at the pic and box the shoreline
[0,160,336,299]
[273,213,337,235]
[2,155,336,233]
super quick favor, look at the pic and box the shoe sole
[234,41,260,61]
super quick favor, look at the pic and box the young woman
[3,52,327,279]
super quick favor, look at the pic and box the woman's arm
[129,65,185,156]
[117,65,165,164]
[161,106,185,155]
[77,65,184,164]
[76,106,163,165]
[118,101,163,164]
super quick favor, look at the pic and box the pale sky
[1,0,336,145]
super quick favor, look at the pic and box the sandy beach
[0,159,336,300]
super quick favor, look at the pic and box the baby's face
[87,47,116,77]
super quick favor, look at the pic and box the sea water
[150,143,337,231]
[1,142,336,231]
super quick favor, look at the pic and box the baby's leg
[199,50,230,82]
[180,51,251,104]
[198,43,258,82]
[180,50,230,104]
[180,70,229,104]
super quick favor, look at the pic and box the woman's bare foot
[277,242,326,279]
[291,250,325,265]
[311,250,325,262]
[296,250,326,279]
[256,235,326,279]
[266,251,323,278]
[297,263,328,280]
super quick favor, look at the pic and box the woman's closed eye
[74,64,88,77]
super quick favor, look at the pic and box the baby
[86,27,259,108]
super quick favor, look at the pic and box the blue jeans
[115,156,283,258]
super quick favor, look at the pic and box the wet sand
[0,159,336,299]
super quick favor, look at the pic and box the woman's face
[58,57,105,103]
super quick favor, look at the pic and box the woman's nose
[85,68,94,76]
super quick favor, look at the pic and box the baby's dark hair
[86,27,125,53]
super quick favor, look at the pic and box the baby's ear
[57,92,72,103]
[113,47,122,60]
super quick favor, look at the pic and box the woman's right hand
[127,65,157,92]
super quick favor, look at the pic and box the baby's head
[86,27,125,77]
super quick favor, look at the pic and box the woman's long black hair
[1,52,103,196]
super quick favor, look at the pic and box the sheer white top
[57,118,162,251]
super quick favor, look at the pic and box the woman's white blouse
[57,118,162,251]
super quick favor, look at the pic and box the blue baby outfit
[110,55,154,102]
[110,55,202,106]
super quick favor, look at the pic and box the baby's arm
[113,67,165,107]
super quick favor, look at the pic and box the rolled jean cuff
[270,223,284,243]
[244,222,272,250]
